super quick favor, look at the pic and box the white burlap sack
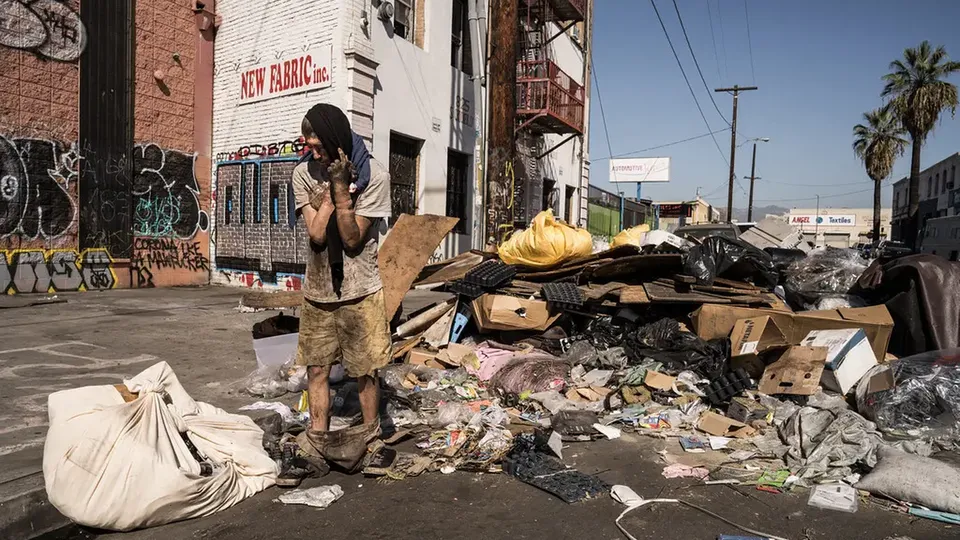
[43,362,277,531]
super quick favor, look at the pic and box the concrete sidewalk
[0,286,954,540]
[0,286,269,539]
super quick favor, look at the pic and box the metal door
[78,0,135,258]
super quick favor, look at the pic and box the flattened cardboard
[691,304,893,361]
[406,348,445,369]
[644,370,677,391]
[729,316,789,377]
[697,412,757,438]
[470,294,560,332]
[758,346,828,396]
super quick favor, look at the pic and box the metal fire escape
[516,0,586,136]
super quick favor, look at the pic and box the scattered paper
[662,463,710,479]
[547,430,564,460]
[728,450,757,462]
[708,436,733,450]
[277,485,344,508]
[680,436,709,453]
[592,423,622,440]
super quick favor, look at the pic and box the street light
[743,137,770,221]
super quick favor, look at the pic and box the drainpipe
[578,0,594,228]
[192,0,219,278]
[472,0,491,249]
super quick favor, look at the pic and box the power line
[672,0,729,125]
[706,0,722,82]
[593,128,730,161]
[743,0,756,83]
[753,183,891,203]
[649,0,728,167]
[590,53,617,181]
[761,178,876,187]
[715,0,730,80]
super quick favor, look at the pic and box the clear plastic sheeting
[856,349,960,439]
[783,248,867,309]
[770,391,933,484]
[242,360,308,399]
[683,236,779,288]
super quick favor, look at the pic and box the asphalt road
[0,286,952,540]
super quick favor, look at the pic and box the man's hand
[328,148,353,187]
[309,183,334,212]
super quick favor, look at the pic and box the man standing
[288,104,392,478]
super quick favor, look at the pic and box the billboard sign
[789,214,857,227]
[609,157,670,183]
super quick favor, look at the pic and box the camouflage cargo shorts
[296,289,392,377]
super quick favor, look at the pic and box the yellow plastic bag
[498,209,592,268]
[611,224,651,248]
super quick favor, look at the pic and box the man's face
[304,135,331,166]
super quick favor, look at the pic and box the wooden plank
[619,285,650,304]
[587,254,683,281]
[581,281,628,301]
[379,214,460,322]
[714,277,763,291]
[414,251,486,286]
[241,290,302,309]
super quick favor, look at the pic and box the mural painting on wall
[1,135,211,292]
[0,0,87,62]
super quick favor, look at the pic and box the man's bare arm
[302,185,335,245]
[329,148,373,251]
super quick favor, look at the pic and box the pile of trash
[50,211,960,532]
[232,212,960,525]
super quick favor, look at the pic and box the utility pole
[485,0,519,246]
[745,142,759,222]
[715,85,757,222]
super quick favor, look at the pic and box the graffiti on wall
[0,0,87,62]
[131,237,210,288]
[132,144,209,239]
[0,136,78,241]
[0,248,115,293]
[215,137,306,163]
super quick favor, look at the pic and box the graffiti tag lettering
[0,248,116,293]
[0,0,86,62]
[132,144,209,239]
[0,136,77,240]
[215,137,306,162]
[132,237,210,272]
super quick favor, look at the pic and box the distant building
[919,215,960,261]
[654,197,720,232]
[786,208,891,248]
[891,152,959,243]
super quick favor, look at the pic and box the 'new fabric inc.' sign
[238,46,333,105]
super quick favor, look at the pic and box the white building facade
[891,152,960,244]
[209,0,592,289]
[787,208,891,248]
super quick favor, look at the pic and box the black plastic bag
[683,236,778,288]
[764,247,807,274]
[624,318,730,380]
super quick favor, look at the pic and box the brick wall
[211,0,348,289]
[0,0,210,294]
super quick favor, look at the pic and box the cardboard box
[758,346,828,396]
[691,304,893,361]
[801,328,878,394]
[726,396,770,424]
[470,294,561,332]
[728,316,788,376]
[697,412,757,438]
[406,348,445,369]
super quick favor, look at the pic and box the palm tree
[882,41,960,248]
[853,106,908,247]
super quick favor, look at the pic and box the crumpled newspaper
[277,485,344,508]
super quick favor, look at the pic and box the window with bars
[451,0,473,75]
[224,186,233,226]
[253,166,262,223]
[395,0,415,42]
[389,132,421,223]
[270,183,280,224]
[446,150,470,234]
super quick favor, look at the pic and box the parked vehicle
[674,223,740,242]
[919,215,960,261]
[876,240,913,260]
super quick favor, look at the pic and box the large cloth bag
[43,362,277,531]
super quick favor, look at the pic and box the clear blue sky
[588,0,960,210]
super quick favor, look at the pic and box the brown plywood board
[619,285,650,304]
[379,214,460,322]
[413,251,486,286]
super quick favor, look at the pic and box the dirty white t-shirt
[292,158,392,303]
